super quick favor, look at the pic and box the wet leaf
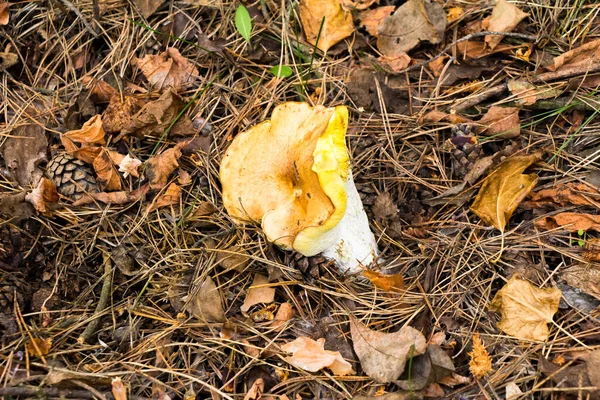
[489,276,562,341]
[148,183,182,211]
[0,124,47,187]
[350,317,427,383]
[535,212,600,232]
[241,274,275,313]
[298,0,354,52]
[134,48,199,91]
[281,336,354,375]
[93,149,122,191]
[102,95,140,134]
[468,333,491,379]
[377,0,446,56]
[25,337,52,357]
[135,0,165,18]
[549,38,600,72]
[25,178,59,214]
[470,153,540,232]
[482,0,528,50]
[186,276,225,323]
[363,270,404,292]
[358,6,395,37]
[477,106,520,139]
[235,5,252,43]
[145,143,183,190]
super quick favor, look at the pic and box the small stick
[78,253,113,344]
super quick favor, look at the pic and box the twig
[59,0,99,37]
[78,253,113,344]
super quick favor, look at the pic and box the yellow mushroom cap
[219,102,350,255]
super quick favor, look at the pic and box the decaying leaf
[477,106,520,139]
[482,0,528,50]
[549,38,600,72]
[72,184,149,206]
[363,270,404,292]
[134,48,199,90]
[0,2,10,25]
[0,124,47,187]
[535,212,600,232]
[281,336,354,375]
[118,154,142,178]
[271,302,294,331]
[81,76,119,104]
[148,183,182,211]
[298,0,354,52]
[243,377,264,400]
[186,276,226,323]
[241,274,275,313]
[468,333,492,379]
[358,6,395,37]
[538,354,600,400]
[470,153,540,232]
[135,0,165,18]
[562,264,600,300]
[489,276,562,341]
[523,182,600,209]
[25,178,59,214]
[102,95,140,134]
[25,337,52,357]
[395,344,455,391]
[377,0,446,56]
[145,143,183,190]
[507,80,562,106]
[93,149,122,191]
[350,317,427,383]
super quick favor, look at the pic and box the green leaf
[235,5,252,43]
[579,240,585,247]
[269,65,293,78]
[578,229,585,236]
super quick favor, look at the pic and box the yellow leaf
[363,270,404,292]
[298,0,354,52]
[468,333,492,379]
[446,6,464,23]
[470,153,540,232]
[489,276,562,341]
[26,337,52,357]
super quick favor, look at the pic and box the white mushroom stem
[318,173,378,274]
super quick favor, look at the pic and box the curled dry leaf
[134,48,198,91]
[185,276,225,323]
[148,183,182,211]
[0,124,47,187]
[470,153,540,232]
[358,6,395,37]
[482,0,528,50]
[62,115,106,164]
[477,106,520,139]
[271,302,294,331]
[535,212,600,232]
[298,0,354,52]
[81,76,119,103]
[489,276,562,341]
[243,378,264,400]
[118,154,142,178]
[507,81,562,106]
[102,95,140,134]
[145,143,183,190]
[523,182,600,209]
[377,0,446,57]
[25,178,59,214]
[93,149,122,191]
[111,377,127,400]
[339,0,378,11]
[468,333,492,379]
[379,53,411,73]
[363,270,404,292]
[241,274,276,313]
[549,38,600,72]
[0,2,10,25]
[350,317,427,383]
[72,184,149,206]
[25,337,52,357]
[281,337,354,375]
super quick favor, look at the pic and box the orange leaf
[63,115,106,145]
[363,270,404,292]
[25,178,59,214]
[298,0,354,52]
[148,183,181,211]
[468,333,492,379]
[93,149,122,191]
[145,144,183,190]
[535,212,600,232]
[0,2,10,25]
[81,76,119,104]
[25,337,52,357]
[549,39,600,72]
[72,184,149,206]
[358,6,395,37]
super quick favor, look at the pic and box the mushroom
[220,102,378,273]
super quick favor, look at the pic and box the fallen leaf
[422,383,444,397]
[561,264,600,300]
[93,149,122,191]
[25,178,59,214]
[72,184,149,206]
[363,270,404,292]
[446,6,463,23]
[81,76,119,104]
[522,182,600,209]
[350,317,427,383]
[482,0,528,50]
[477,106,520,139]
[213,244,250,272]
[118,154,142,178]
[549,38,600,72]
[145,144,183,190]
[377,0,446,56]
[0,51,18,70]
[438,373,470,387]
[25,337,52,357]
[102,95,140,134]
[241,274,275,313]
[538,356,598,399]
[505,382,523,400]
[468,333,492,379]
[298,0,354,52]
[583,238,600,263]
[281,337,354,375]
[395,344,454,391]
[379,53,411,72]
[358,6,395,37]
[135,0,165,18]
[63,114,106,145]
[428,55,448,76]
[507,80,561,106]
[339,0,378,11]
[243,377,264,400]
[178,168,191,186]
[0,2,10,25]
[420,110,472,125]
[470,153,540,232]
[186,276,226,323]
[535,212,600,232]
[489,276,562,341]
[148,183,182,211]
[271,302,294,331]
[111,377,127,400]
[134,48,199,90]
[558,283,600,316]
[0,124,47,187]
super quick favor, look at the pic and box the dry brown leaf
[358,6,395,36]
[134,48,199,91]
[505,382,523,400]
[468,333,492,379]
[428,55,448,76]
[489,276,562,341]
[145,144,183,190]
[507,81,562,106]
[420,110,473,125]
[25,178,59,214]
[0,2,10,25]
[25,337,52,357]
[350,317,427,382]
[477,106,520,139]
[63,115,106,145]
[135,0,165,18]
[379,53,411,72]
[549,38,600,72]
[583,239,600,263]
[523,182,600,209]
[243,378,264,400]
[81,76,119,104]
[339,0,378,11]
[212,244,250,272]
[482,0,528,50]
[241,274,276,313]
[281,336,354,375]
[377,0,446,56]
[0,51,18,70]
[470,153,540,232]
[111,377,127,400]
[102,95,140,134]
[363,270,404,292]
[298,0,354,52]
[271,302,294,331]
[72,184,149,206]
[118,154,142,178]
[186,276,225,323]
[0,124,47,187]
[178,168,191,186]
[148,183,182,211]
[93,149,122,191]
[562,264,600,300]
[535,212,600,232]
